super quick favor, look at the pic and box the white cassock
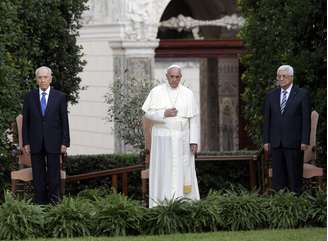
[142,83,200,208]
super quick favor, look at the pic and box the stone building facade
[69,0,243,154]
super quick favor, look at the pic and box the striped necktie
[280,90,288,114]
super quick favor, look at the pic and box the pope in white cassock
[142,64,200,208]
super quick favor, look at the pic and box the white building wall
[68,39,115,155]
[68,0,172,155]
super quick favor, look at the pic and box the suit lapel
[282,85,298,115]
[33,89,42,117]
[273,88,281,111]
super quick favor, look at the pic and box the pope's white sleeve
[144,110,165,122]
[142,88,165,122]
[189,114,199,144]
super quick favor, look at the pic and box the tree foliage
[0,0,88,186]
[239,0,326,163]
[106,77,155,150]
[15,0,88,104]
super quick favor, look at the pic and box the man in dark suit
[23,66,70,204]
[263,65,311,194]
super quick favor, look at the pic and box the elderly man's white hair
[166,64,182,74]
[35,66,53,76]
[277,65,294,76]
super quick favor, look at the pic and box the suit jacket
[263,85,311,148]
[22,88,70,154]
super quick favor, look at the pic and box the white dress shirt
[280,84,293,104]
[39,87,50,104]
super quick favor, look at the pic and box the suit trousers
[271,146,303,194]
[31,145,61,204]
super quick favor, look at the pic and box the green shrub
[190,192,223,232]
[142,198,192,235]
[64,154,141,197]
[0,188,325,239]
[304,190,326,227]
[44,196,94,238]
[0,192,45,240]
[266,191,309,229]
[66,154,140,176]
[63,154,252,198]
[92,193,143,236]
[218,190,267,231]
[77,187,113,202]
[106,77,155,150]
[196,161,249,197]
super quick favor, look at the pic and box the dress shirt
[280,84,293,104]
[39,87,50,104]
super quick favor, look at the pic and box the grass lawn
[27,228,326,241]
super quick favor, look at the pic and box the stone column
[70,0,172,154]
[218,58,239,151]
[104,0,167,152]
[200,58,220,151]
[109,41,159,152]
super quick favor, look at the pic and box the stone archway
[158,0,241,40]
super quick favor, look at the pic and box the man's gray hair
[35,66,53,76]
[166,64,182,75]
[277,65,294,76]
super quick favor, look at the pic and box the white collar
[281,84,293,93]
[39,86,50,95]
[165,81,181,90]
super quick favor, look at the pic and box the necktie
[41,92,47,116]
[280,90,288,114]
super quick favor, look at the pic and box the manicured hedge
[64,154,253,198]
[8,153,325,202]
[3,153,253,201]
[64,154,142,198]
